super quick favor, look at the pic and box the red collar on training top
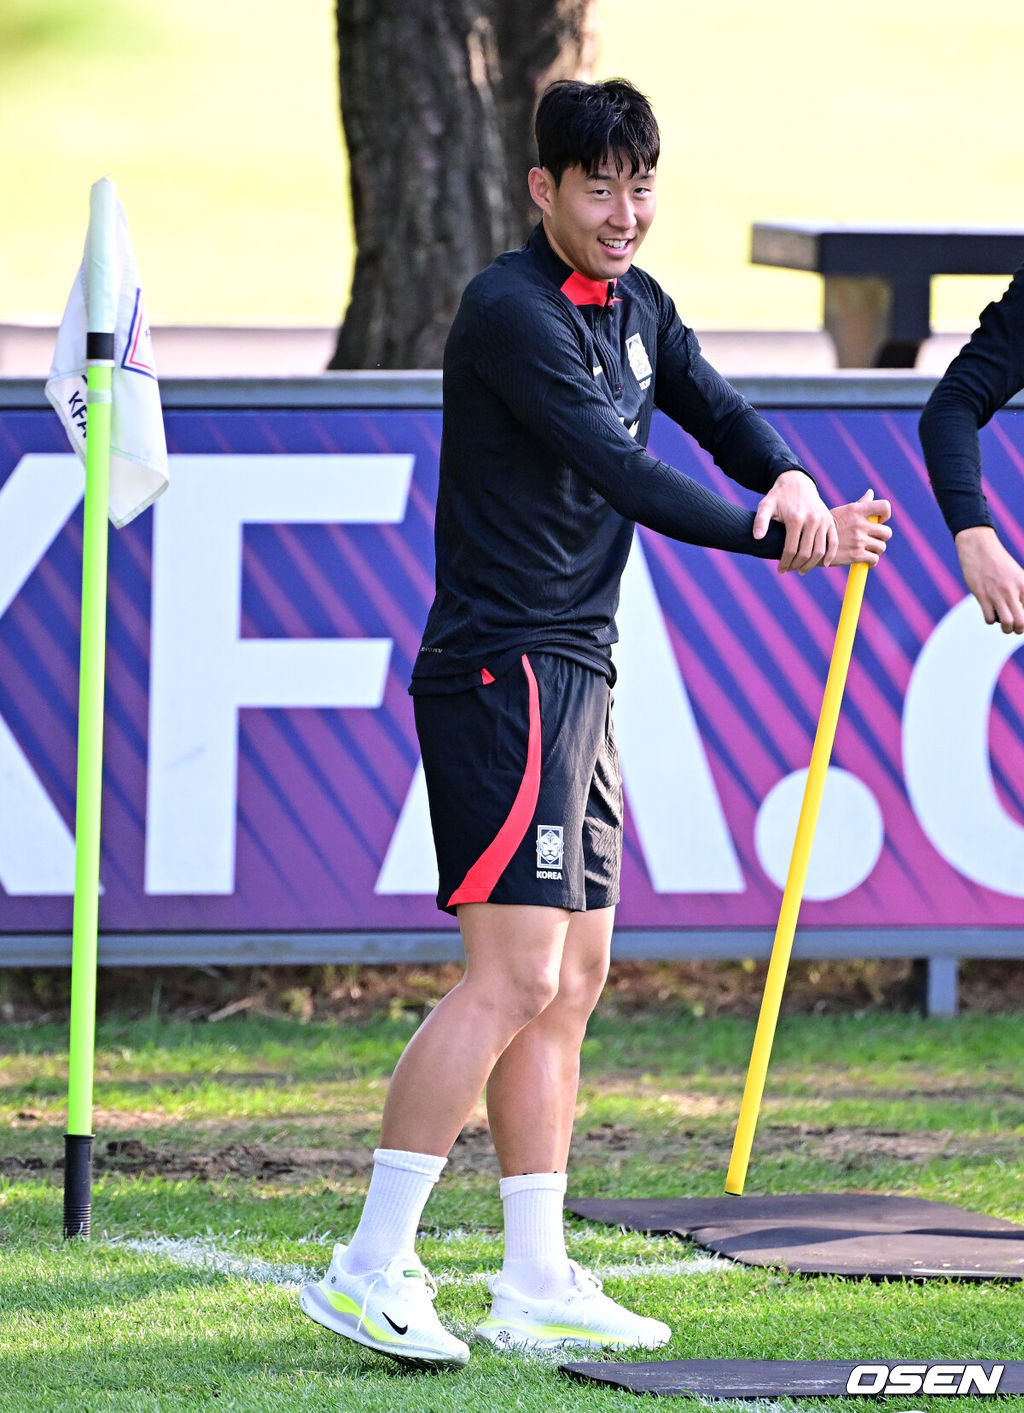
[560,271,620,307]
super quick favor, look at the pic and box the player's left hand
[831,489,893,565]
[753,468,838,573]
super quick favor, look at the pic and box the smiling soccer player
[300,76,892,1368]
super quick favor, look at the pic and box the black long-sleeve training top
[919,261,1024,538]
[411,223,808,692]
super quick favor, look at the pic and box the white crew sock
[340,1147,447,1274]
[499,1171,573,1297]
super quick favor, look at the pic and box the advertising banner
[1,398,1022,937]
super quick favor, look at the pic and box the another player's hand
[830,489,893,566]
[955,525,1024,633]
[753,468,838,573]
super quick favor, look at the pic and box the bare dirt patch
[3,1115,1014,1187]
[0,1120,504,1184]
[0,1139,372,1184]
[730,1123,1017,1169]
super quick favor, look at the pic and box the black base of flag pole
[63,1134,94,1238]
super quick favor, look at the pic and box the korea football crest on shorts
[536,825,564,879]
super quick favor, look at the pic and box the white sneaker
[475,1259,671,1352]
[299,1244,470,1367]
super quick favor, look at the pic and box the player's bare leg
[485,906,614,1175]
[301,903,571,1366]
[476,904,670,1351]
[379,902,571,1156]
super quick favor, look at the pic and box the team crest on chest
[626,332,653,389]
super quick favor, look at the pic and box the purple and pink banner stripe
[0,395,1022,938]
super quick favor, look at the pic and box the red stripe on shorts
[446,654,541,907]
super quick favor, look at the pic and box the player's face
[529,157,657,282]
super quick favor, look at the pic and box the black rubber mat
[565,1193,1024,1279]
[560,1358,1024,1398]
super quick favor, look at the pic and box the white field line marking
[113,1237,733,1290]
[446,1256,735,1286]
[113,1236,315,1289]
[589,1256,736,1279]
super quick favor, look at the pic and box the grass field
[2,1000,1023,1410]
[1,0,1021,331]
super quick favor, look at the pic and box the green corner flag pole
[725,532,878,1198]
[64,178,117,1239]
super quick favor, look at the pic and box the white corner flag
[45,178,168,528]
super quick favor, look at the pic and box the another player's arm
[919,266,1024,633]
[952,529,1024,633]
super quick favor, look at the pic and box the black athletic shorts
[413,652,622,916]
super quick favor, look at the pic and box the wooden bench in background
[751,224,1024,368]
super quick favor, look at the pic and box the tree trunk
[330,0,599,370]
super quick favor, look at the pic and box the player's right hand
[828,489,893,568]
[955,525,1024,633]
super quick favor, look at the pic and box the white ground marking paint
[589,1256,735,1279]
[453,1256,734,1285]
[113,1237,732,1289]
[113,1236,316,1289]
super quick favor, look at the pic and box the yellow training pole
[725,544,876,1196]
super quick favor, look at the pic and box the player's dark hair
[534,78,660,185]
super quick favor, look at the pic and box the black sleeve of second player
[919,263,1024,538]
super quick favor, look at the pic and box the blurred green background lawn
[1,0,1022,332]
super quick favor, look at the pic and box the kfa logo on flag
[45,179,168,528]
[122,287,157,380]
